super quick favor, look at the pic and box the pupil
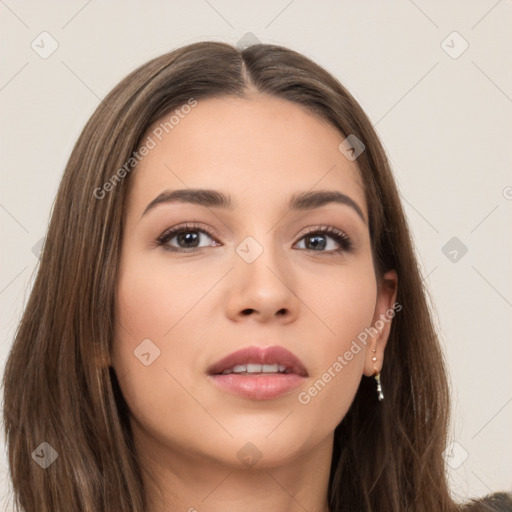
[308,234,326,250]
[177,231,199,248]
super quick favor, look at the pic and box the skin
[112,93,397,512]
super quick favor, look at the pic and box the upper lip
[208,345,308,376]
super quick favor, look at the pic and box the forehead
[129,94,366,216]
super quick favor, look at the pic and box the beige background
[1,0,511,507]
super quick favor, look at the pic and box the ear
[363,269,398,377]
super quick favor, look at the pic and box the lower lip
[208,373,306,400]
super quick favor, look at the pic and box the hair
[2,41,508,512]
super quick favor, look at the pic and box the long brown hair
[1,40,495,512]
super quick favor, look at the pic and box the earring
[372,348,384,401]
[374,372,384,401]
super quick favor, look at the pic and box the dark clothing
[462,492,512,511]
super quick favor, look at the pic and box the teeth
[220,363,288,374]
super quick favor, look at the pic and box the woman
[2,41,509,512]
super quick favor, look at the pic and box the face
[112,94,397,472]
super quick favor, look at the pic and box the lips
[207,345,308,400]
[207,345,308,377]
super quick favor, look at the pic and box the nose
[224,239,300,324]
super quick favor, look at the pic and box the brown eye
[156,223,220,252]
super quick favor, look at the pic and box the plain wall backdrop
[1,0,511,507]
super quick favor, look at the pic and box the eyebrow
[141,188,366,223]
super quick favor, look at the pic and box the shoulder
[461,492,512,512]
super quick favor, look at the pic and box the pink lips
[207,345,308,400]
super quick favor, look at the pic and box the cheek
[115,258,204,338]
[304,257,377,351]
[112,252,202,374]
[295,262,377,422]
[111,258,207,449]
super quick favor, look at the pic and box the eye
[295,226,353,254]
[155,223,220,252]
[154,223,353,254]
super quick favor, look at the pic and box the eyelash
[154,222,353,254]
